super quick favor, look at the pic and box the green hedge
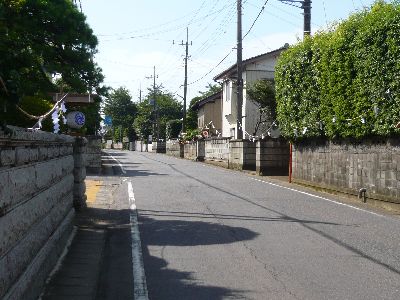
[275,0,400,140]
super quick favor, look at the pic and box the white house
[213,45,287,139]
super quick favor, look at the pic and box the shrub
[275,0,400,140]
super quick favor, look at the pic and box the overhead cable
[243,0,270,39]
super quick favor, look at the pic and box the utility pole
[303,0,311,36]
[175,27,192,134]
[278,0,312,38]
[138,84,142,103]
[236,0,243,139]
[146,66,158,141]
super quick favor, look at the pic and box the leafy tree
[103,87,137,140]
[135,86,182,140]
[247,79,276,136]
[166,119,182,139]
[187,83,222,131]
[133,101,153,142]
[0,0,104,127]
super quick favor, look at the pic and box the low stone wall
[229,139,256,171]
[166,140,182,158]
[256,139,290,176]
[204,138,230,166]
[292,138,400,204]
[184,141,197,160]
[0,126,86,300]
[85,135,101,174]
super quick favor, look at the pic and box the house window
[225,82,231,102]
[230,128,235,139]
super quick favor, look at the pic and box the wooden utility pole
[236,0,243,139]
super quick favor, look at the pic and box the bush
[275,0,400,140]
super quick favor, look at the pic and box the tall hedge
[275,0,400,140]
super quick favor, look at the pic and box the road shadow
[75,207,134,300]
[92,153,167,177]
[138,214,259,247]
[75,207,250,299]
[139,209,343,226]
[102,151,127,157]
[138,214,252,299]
[142,248,247,300]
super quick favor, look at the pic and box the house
[213,45,288,139]
[192,91,222,136]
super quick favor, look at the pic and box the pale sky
[81,0,378,103]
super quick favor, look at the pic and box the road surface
[107,149,400,300]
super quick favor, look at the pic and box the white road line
[128,182,149,300]
[250,178,385,218]
[107,152,126,174]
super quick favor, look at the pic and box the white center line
[128,181,149,300]
[107,152,126,174]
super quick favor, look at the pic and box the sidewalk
[40,174,134,300]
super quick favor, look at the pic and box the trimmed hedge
[276,0,400,140]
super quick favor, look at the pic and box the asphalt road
[106,149,400,300]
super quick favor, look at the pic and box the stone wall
[166,140,182,158]
[292,138,400,203]
[256,138,290,176]
[229,139,256,171]
[85,135,101,174]
[184,141,197,160]
[0,126,85,300]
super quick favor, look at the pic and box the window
[230,128,235,138]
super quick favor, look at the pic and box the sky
[81,0,379,104]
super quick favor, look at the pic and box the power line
[191,1,237,59]
[187,49,234,86]
[97,4,234,40]
[322,0,328,27]
[243,0,269,40]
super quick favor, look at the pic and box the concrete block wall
[292,138,400,203]
[204,138,230,163]
[229,139,256,171]
[134,141,152,152]
[256,139,290,176]
[0,126,84,300]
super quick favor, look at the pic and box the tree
[134,86,182,140]
[0,0,104,126]
[133,101,153,142]
[187,83,222,131]
[103,87,137,140]
[247,79,276,136]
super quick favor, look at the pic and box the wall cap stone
[0,126,75,145]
